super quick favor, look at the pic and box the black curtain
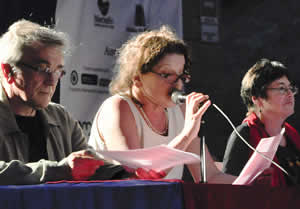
[0,1,57,33]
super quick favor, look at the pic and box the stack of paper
[94,144,200,171]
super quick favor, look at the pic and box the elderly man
[0,19,164,185]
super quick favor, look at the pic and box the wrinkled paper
[94,144,200,171]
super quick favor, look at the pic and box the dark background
[2,0,300,163]
[183,0,300,162]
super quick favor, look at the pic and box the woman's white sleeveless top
[89,95,185,179]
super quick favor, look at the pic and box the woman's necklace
[139,106,169,136]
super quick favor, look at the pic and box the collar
[243,112,264,128]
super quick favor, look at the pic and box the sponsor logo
[81,74,98,85]
[97,0,110,16]
[94,15,114,28]
[99,78,111,87]
[70,70,79,85]
[95,0,114,28]
[104,46,116,57]
[79,120,92,136]
[126,4,147,33]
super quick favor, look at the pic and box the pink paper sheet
[95,144,200,171]
[233,128,285,185]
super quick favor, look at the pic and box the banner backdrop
[55,0,182,136]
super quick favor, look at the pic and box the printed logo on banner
[82,66,112,88]
[79,120,92,136]
[94,0,114,29]
[81,74,98,85]
[99,78,111,87]
[97,0,109,16]
[104,46,116,57]
[70,70,79,85]
[126,4,147,33]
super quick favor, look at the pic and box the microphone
[171,90,186,104]
[171,89,207,126]
[171,89,209,107]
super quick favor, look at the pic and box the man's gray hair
[0,19,69,65]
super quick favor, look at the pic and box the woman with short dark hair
[223,58,300,186]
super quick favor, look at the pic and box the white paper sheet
[94,144,200,171]
[233,128,285,185]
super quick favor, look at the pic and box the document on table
[233,128,285,185]
[94,144,200,171]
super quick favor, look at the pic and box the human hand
[182,92,211,140]
[123,167,166,179]
[135,168,166,179]
[66,150,104,181]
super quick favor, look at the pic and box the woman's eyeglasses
[266,85,298,95]
[150,71,191,84]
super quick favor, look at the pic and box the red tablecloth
[183,183,300,209]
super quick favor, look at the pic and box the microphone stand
[200,120,207,183]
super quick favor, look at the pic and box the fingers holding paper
[134,168,166,179]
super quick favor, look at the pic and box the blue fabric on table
[0,180,184,209]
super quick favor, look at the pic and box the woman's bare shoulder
[102,95,134,119]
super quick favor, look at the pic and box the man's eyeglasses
[16,62,66,80]
[150,71,191,84]
[266,85,298,95]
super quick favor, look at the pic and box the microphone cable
[170,89,289,176]
[212,103,289,176]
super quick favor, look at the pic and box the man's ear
[1,63,15,84]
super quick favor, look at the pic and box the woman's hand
[182,92,211,140]
[135,168,166,179]
[123,166,166,179]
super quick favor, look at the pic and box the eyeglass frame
[14,61,66,79]
[266,85,298,95]
[149,71,191,84]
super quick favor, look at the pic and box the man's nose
[44,72,59,86]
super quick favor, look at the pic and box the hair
[0,19,69,67]
[109,25,191,96]
[240,58,291,115]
